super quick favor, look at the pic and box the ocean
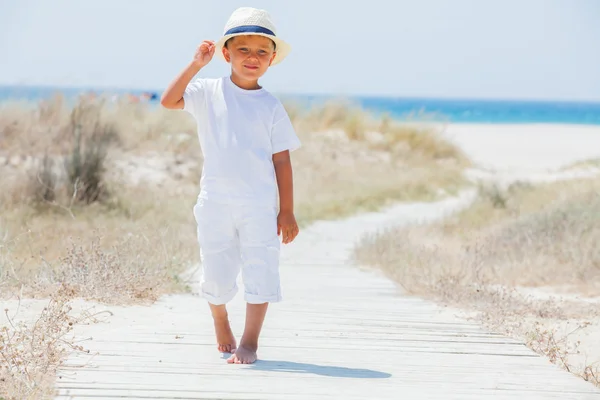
[1,84,600,125]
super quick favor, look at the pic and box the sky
[1,0,599,100]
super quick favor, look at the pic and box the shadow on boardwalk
[247,359,392,378]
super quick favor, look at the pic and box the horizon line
[1,82,600,105]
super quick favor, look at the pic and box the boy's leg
[227,302,268,364]
[231,204,281,364]
[193,200,240,354]
[209,303,237,354]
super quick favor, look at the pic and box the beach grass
[353,175,600,386]
[560,157,600,171]
[355,176,600,295]
[0,93,469,398]
[0,94,469,299]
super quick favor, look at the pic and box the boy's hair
[224,36,277,51]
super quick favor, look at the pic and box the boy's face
[223,35,277,81]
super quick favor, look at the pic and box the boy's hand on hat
[193,40,215,67]
[277,211,299,244]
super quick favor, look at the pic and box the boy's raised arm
[160,40,215,109]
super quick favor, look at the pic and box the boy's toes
[218,344,236,353]
[227,352,247,364]
[227,346,257,364]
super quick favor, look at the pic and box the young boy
[160,7,300,365]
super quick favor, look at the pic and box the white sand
[441,124,600,189]
[443,124,600,172]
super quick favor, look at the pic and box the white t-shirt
[183,76,301,207]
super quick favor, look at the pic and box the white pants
[193,198,282,305]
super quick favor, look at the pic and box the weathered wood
[55,194,600,399]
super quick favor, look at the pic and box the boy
[160,7,300,365]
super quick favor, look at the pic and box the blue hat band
[225,25,275,37]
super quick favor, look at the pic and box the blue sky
[1,0,599,100]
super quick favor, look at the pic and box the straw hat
[215,7,291,66]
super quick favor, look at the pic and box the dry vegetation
[561,157,600,171]
[354,175,600,387]
[0,92,469,398]
[0,94,469,299]
[1,286,84,400]
[290,99,469,222]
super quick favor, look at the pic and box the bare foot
[214,318,236,354]
[227,344,257,364]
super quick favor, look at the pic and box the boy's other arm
[273,150,299,243]
[160,41,215,110]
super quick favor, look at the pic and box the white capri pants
[193,198,282,305]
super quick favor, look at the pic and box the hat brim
[215,33,291,66]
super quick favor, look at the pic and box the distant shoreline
[2,83,600,105]
[2,84,600,125]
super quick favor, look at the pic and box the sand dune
[443,123,600,172]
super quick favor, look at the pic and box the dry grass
[292,131,466,223]
[0,285,94,400]
[292,98,467,162]
[354,175,600,386]
[0,95,470,301]
[526,322,600,387]
[0,184,197,303]
[0,93,470,397]
[0,94,199,161]
[289,100,470,223]
[561,157,600,171]
[0,98,197,304]
[354,176,600,301]
[0,180,196,397]
[0,182,197,397]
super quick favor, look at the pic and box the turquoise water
[2,85,600,125]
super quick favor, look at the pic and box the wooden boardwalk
[55,193,600,399]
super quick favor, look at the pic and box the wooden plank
[54,194,600,399]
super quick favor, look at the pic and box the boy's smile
[223,35,277,89]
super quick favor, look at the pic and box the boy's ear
[268,51,277,66]
[222,47,231,63]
